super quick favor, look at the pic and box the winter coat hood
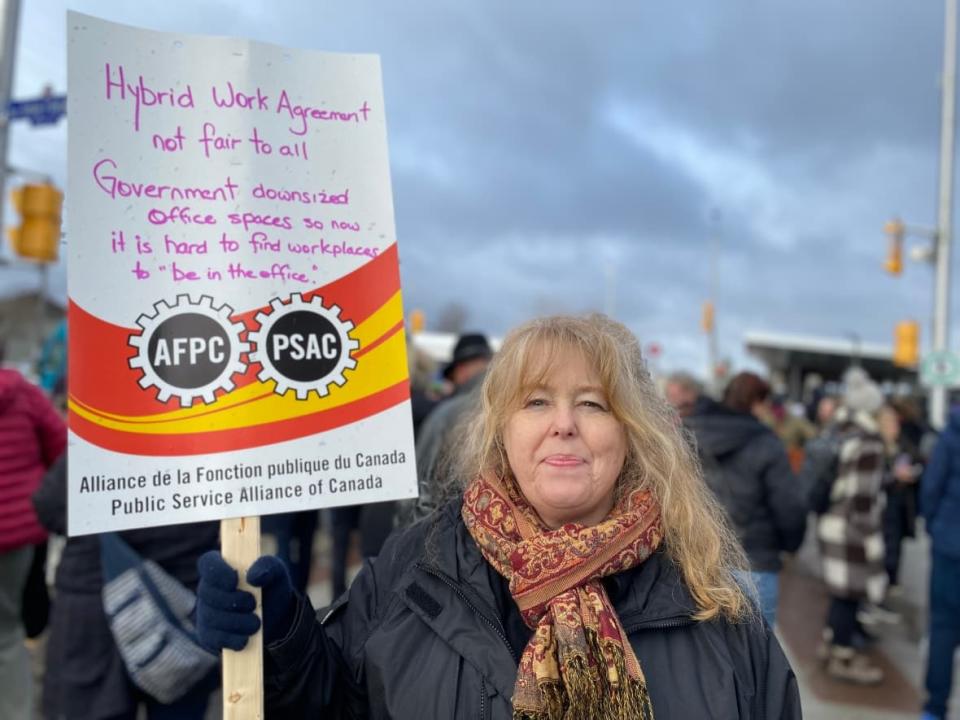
[686,397,771,459]
[684,397,806,571]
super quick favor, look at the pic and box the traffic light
[701,301,714,333]
[409,309,425,334]
[884,218,905,275]
[893,320,920,368]
[7,183,63,262]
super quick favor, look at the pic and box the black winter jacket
[265,500,802,719]
[686,401,807,572]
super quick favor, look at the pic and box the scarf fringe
[512,630,655,720]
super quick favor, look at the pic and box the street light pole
[0,0,21,237]
[706,210,721,396]
[932,0,957,429]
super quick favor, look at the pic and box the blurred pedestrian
[353,341,445,563]
[330,504,361,599]
[398,332,493,525]
[817,368,887,685]
[407,339,444,435]
[0,361,66,720]
[33,456,219,720]
[262,510,319,594]
[664,370,705,419]
[918,407,960,720]
[815,393,839,430]
[36,318,67,397]
[769,397,817,473]
[877,403,921,601]
[686,371,806,627]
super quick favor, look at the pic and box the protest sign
[67,12,418,537]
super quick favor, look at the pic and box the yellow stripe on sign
[69,329,410,435]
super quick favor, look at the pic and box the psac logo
[249,294,359,399]
[128,293,359,406]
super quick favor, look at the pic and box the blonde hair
[457,314,753,622]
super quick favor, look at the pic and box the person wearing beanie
[816,367,888,684]
[842,367,885,417]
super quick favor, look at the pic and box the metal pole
[0,0,21,244]
[933,0,957,429]
[707,212,720,396]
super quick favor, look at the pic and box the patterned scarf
[462,473,663,720]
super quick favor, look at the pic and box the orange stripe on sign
[355,320,404,359]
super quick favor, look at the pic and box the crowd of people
[665,364,953,718]
[1,319,959,718]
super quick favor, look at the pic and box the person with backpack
[685,372,807,627]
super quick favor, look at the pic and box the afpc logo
[128,295,249,406]
[249,293,359,399]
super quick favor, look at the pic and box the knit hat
[842,367,883,414]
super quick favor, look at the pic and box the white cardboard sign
[67,13,417,535]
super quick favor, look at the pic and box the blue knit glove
[196,551,295,652]
[247,555,296,643]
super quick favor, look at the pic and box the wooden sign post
[221,517,263,719]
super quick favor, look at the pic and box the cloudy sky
[1,1,949,376]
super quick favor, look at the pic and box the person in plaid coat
[817,367,887,685]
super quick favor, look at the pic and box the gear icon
[249,293,360,400]
[128,294,249,407]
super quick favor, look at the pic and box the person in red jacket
[0,363,66,720]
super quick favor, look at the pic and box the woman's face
[878,407,901,444]
[503,350,627,528]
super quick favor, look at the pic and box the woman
[0,362,65,720]
[817,367,888,685]
[877,402,921,598]
[197,315,801,718]
[685,372,807,627]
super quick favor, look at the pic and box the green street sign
[920,350,960,388]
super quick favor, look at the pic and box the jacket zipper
[623,616,695,634]
[480,677,487,720]
[418,563,518,661]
